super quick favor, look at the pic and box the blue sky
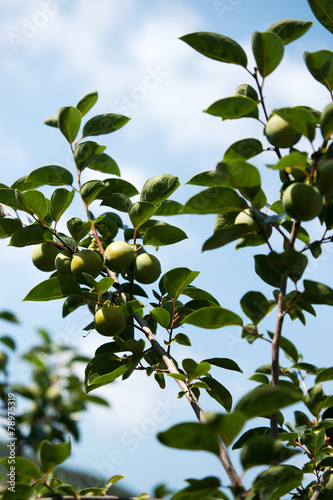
[1,0,333,496]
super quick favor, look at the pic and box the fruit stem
[270,220,300,436]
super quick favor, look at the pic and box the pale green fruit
[32,242,61,272]
[132,253,161,284]
[94,304,126,336]
[104,241,135,275]
[317,159,333,195]
[71,249,103,279]
[234,209,260,232]
[55,251,73,276]
[282,182,323,221]
[264,114,302,149]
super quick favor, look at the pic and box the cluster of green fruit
[31,240,162,337]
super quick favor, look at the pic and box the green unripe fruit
[317,159,333,195]
[132,253,161,284]
[71,249,103,279]
[264,114,302,149]
[31,242,61,272]
[94,304,126,336]
[104,241,135,275]
[234,209,260,232]
[282,182,323,221]
[55,251,73,276]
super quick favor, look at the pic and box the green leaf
[98,178,138,199]
[181,286,219,306]
[80,180,106,206]
[88,153,120,176]
[316,367,333,383]
[184,187,247,214]
[205,96,258,120]
[267,19,313,45]
[202,376,232,412]
[0,456,40,481]
[182,306,243,329]
[267,332,299,363]
[76,90,98,116]
[0,188,22,210]
[2,484,36,500]
[0,218,22,238]
[232,426,270,449]
[162,268,200,300]
[155,200,184,216]
[0,311,19,323]
[203,357,242,373]
[305,384,326,418]
[157,422,220,455]
[240,291,270,325]
[57,106,81,143]
[85,355,130,392]
[302,279,333,305]
[202,225,248,251]
[9,224,52,247]
[307,0,333,34]
[206,413,246,446]
[0,336,16,349]
[253,465,303,500]
[223,138,263,162]
[82,113,130,137]
[266,151,308,170]
[101,193,133,212]
[11,176,42,191]
[23,277,83,302]
[128,201,157,230]
[304,50,333,93]
[170,476,221,500]
[254,254,282,288]
[320,102,333,140]
[94,213,118,238]
[235,385,304,419]
[26,166,73,187]
[174,333,191,346]
[180,31,247,67]
[274,107,316,142]
[44,115,58,128]
[141,174,180,205]
[217,161,261,200]
[73,141,106,171]
[50,188,75,223]
[150,308,171,329]
[15,190,49,220]
[67,217,93,242]
[40,438,71,473]
[267,250,308,283]
[241,435,300,470]
[143,222,187,246]
[252,31,284,78]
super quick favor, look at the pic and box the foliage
[0,1,333,499]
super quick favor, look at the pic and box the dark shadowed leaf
[76,90,98,116]
[203,357,242,373]
[162,268,200,299]
[252,31,284,77]
[98,178,139,199]
[157,422,220,455]
[128,201,157,229]
[241,435,300,470]
[0,218,22,239]
[254,254,282,288]
[316,367,333,383]
[183,187,247,214]
[320,102,333,140]
[80,180,106,206]
[85,355,130,392]
[141,174,180,204]
[267,250,308,283]
[240,291,271,325]
[88,153,120,176]
[0,188,22,210]
[304,50,333,93]
[82,113,130,137]
[301,279,333,305]
[203,225,249,251]
[206,413,246,446]
[23,277,83,302]
[180,31,247,67]
[170,476,221,500]
[267,19,313,45]
[202,376,232,412]
[9,224,53,247]
[15,190,49,220]
[57,106,81,143]
[50,188,75,223]
[232,426,270,450]
[101,193,133,212]
[253,465,303,500]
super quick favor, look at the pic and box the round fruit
[71,249,103,279]
[282,182,323,221]
[31,242,61,272]
[94,304,126,336]
[104,241,135,275]
[132,253,161,284]
[55,251,73,276]
[317,159,333,195]
[234,209,260,232]
[264,114,302,149]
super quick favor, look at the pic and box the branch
[110,272,244,492]
[310,467,331,500]
[270,220,300,436]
